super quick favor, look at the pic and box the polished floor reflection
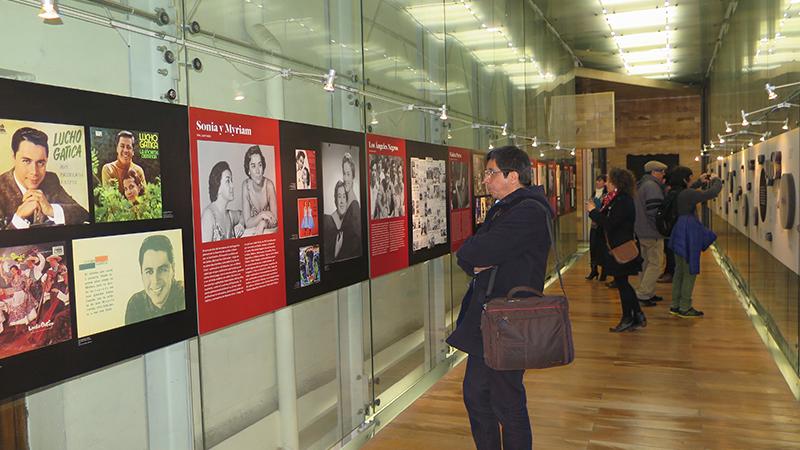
[363,252,800,449]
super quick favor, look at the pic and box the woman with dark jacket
[586,168,646,332]
[667,166,722,318]
[586,175,608,280]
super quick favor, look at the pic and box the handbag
[605,236,639,264]
[480,201,574,370]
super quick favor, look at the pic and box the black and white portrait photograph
[196,141,279,243]
[322,142,362,264]
[449,160,469,210]
[369,154,405,220]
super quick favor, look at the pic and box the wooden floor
[363,251,800,449]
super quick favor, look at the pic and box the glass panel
[0,1,186,102]
[369,261,429,411]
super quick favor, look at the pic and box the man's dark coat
[0,169,89,229]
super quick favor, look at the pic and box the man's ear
[508,170,520,185]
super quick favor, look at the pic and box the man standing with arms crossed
[447,145,552,449]
[634,160,667,307]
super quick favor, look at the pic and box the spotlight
[555,140,561,150]
[447,130,452,139]
[760,133,767,142]
[717,156,724,161]
[783,119,789,130]
[234,93,245,101]
[570,149,575,156]
[532,137,538,148]
[370,110,378,125]
[748,139,754,147]
[741,110,749,127]
[539,151,544,158]
[725,122,732,133]
[38,0,60,20]
[694,156,700,162]
[710,141,715,149]
[718,134,725,144]
[501,123,508,136]
[488,142,494,150]
[766,83,777,100]
[439,104,448,121]
[323,69,336,92]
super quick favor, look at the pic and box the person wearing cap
[634,160,667,307]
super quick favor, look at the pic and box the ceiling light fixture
[323,69,336,92]
[539,151,544,158]
[370,110,379,125]
[488,142,494,150]
[532,137,538,148]
[764,80,800,100]
[725,122,733,132]
[38,0,60,20]
[783,119,789,130]
[501,123,508,136]
[718,134,725,144]
[555,140,561,150]
[741,110,749,127]
[439,104,448,121]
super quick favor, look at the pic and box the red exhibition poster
[189,107,286,333]
[366,134,409,278]
[448,147,473,252]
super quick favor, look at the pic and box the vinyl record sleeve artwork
[0,78,197,400]
[742,193,749,227]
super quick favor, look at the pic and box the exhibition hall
[0,0,798,448]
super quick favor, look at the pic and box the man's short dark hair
[11,127,49,157]
[115,131,136,147]
[138,234,175,268]
[296,150,306,161]
[208,161,231,202]
[486,145,531,186]
[243,145,266,177]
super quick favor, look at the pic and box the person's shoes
[669,307,681,316]
[657,273,673,283]
[632,311,647,329]
[638,298,657,307]
[651,295,664,302]
[609,317,635,332]
[677,307,704,318]
[598,270,607,282]
[606,280,618,288]
[585,270,599,280]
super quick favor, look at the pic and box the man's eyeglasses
[483,168,507,178]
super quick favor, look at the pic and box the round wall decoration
[742,193,749,227]
[759,168,768,223]
[778,173,796,230]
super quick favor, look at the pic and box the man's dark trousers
[463,355,532,449]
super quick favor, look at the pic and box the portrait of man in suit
[0,127,89,229]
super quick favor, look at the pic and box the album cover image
[449,160,469,210]
[73,230,186,337]
[0,119,89,230]
[472,153,488,197]
[295,149,317,190]
[91,127,163,222]
[299,244,321,287]
[297,197,319,238]
[0,242,71,361]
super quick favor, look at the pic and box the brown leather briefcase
[481,285,574,370]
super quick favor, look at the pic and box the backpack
[655,188,680,237]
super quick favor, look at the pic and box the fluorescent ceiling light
[628,63,672,75]
[623,47,671,63]
[605,7,675,30]
[614,31,669,49]
[449,29,508,47]
[405,3,476,28]
[471,48,521,62]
